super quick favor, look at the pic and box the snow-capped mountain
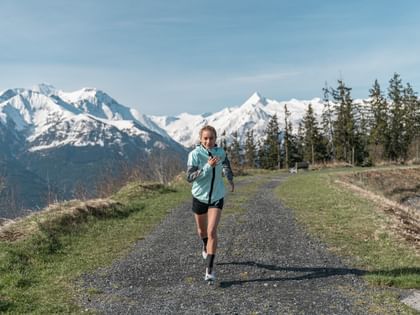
[150,92,326,148]
[0,84,186,217]
[0,84,180,152]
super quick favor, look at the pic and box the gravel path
[79,174,396,314]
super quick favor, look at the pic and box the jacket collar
[198,144,217,157]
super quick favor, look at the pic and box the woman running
[187,125,234,281]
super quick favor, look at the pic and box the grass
[0,173,269,314]
[0,180,191,314]
[3,167,417,313]
[276,168,420,289]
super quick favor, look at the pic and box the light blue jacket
[187,145,234,204]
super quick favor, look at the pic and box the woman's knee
[208,229,217,240]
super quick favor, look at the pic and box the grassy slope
[0,181,191,314]
[0,174,265,314]
[276,168,420,289]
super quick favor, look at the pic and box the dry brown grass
[0,198,121,242]
[310,161,354,171]
[336,167,420,251]
[339,167,420,203]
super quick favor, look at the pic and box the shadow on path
[217,261,366,288]
[218,261,420,289]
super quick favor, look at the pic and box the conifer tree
[368,79,388,162]
[353,101,371,165]
[283,105,291,169]
[387,73,405,161]
[244,130,257,168]
[321,82,335,161]
[411,88,420,162]
[286,117,301,166]
[296,121,305,162]
[256,139,266,169]
[264,114,280,169]
[332,79,357,164]
[228,131,241,169]
[403,82,418,160]
[302,103,324,164]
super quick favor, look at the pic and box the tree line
[222,73,420,170]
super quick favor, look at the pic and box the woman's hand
[207,156,219,167]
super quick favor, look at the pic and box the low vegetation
[0,179,191,314]
[1,165,419,313]
[0,172,266,313]
[277,167,420,289]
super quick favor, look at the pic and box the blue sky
[1,0,420,115]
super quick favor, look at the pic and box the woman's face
[200,130,216,150]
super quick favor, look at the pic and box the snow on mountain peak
[243,91,268,107]
[59,87,99,103]
[1,83,331,152]
[0,84,171,152]
[32,83,58,96]
[149,93,328,148]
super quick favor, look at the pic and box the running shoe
[204,268,216,281]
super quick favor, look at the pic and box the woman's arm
[222,155,234,192]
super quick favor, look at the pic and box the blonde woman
[187,125,234,281]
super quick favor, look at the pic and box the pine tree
[321,82,335,161]
[403,82,418,161]
[332,79,356,164]
[257,139,266,169]
[287,120,302,166]
[296,121,305,162]
[353,100,371,165]
[228,131,241,169]
[302,103,324,164]
[264,114,280,169]
[387,73,405,161]
[283,105,291,169]
[244,130,257,168]
[411,88,420,162]
[368,79,388,162]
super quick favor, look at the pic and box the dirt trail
[79,174,407,314]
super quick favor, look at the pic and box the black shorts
[192,197,224,215]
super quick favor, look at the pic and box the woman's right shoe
[204,268,215,281]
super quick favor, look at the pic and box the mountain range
[0,84,186,217]
[150,92,326,148]
[1,83,341,218]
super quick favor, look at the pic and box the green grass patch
[276,169,420,289]
[0,180,190,314]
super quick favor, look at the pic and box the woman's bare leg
[194,213,208,239]
[207,207,221,254]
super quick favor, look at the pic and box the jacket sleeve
[186,152,212,183]
[222,154,234,183]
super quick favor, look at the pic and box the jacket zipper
[204,146,216,205]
